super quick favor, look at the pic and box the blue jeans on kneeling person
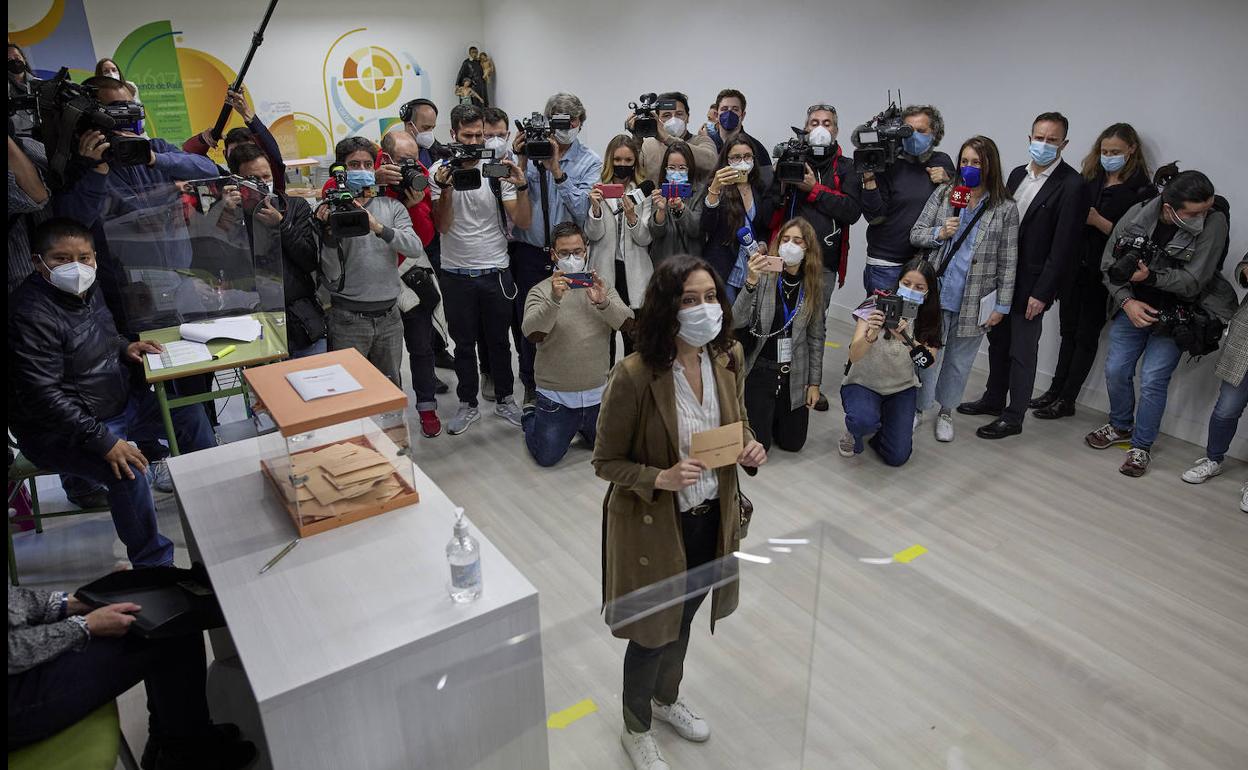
[521,393,599,467]
[840,384,917,467]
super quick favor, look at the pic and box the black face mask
[8,59,27,75]
[613,164,635,180]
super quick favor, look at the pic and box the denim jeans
[1206,376,1248,463]
[840,383,917,466]
[520,394,598,467]
[1104,312,1183,450]
[918,309,985,413]
[328,305,404,387]
[863,264,904,296]
[290,337,328,359]
[16,387,215,567]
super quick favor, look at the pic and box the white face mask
[42,259,96,295]
[554,127,579,145]
[555,255,586,274]
[729,159,754,174]
[807,126,833,147]
[413,130,436,149]
[483,135,508,158]
[677,302,723,348]
[663,116,687,137]
[778,241,805,266]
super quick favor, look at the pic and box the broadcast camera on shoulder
[515,111,572,160]
[851,90,914,174]
[772,127,834,184]
[628,93,677,140]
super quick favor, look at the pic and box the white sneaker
[912,410,923,434]
[493,396,524,427]
[1241,482,1247,514]
[935,412,954,443]
[652,697,710,742]
[1181,457,1223,484]
[620,728,670,770]
[446,403,480,435]
[838,432,858,458]
[148,460,174,494]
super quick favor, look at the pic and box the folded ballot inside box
[179,315,263,343]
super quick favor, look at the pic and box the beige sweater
[522,279,633,393]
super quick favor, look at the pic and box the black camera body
[772,127,834,184]
[1107,234,1166,284]
[516,112,572,161]
[394,158,430,195]
[432,143,507,191]
[1153,303,1224,356]
[325,165,370,239]
[874,292,920,331]
[852,95,914,175]
[629,93,678,140]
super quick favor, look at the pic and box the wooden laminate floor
[12,320,1247,769]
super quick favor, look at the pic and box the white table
[169,435,549,769]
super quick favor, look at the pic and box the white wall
[483,0,1248,458]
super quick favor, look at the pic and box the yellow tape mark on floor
[893,544,928,563]
[825,341,842,348]
[547,699,598,729]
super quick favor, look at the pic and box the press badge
[777,337,793,363]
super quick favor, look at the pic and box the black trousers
[1049,265,1109,401]
[401,300,439,407]
[440,270,516,406]
[8,631,209,749]
[622,502,720,734]
[509,242,554,392]
[982,309,1046,425]
[744,365,810,452]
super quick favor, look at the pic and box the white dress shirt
[1014,159,1058,219]
[672,350,720,512]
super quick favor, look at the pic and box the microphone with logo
[943,165,979,258]
[619,180,656,214]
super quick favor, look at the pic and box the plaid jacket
[910,186,1020,337]
[732,273,827,410]
[1215,256,1248,387]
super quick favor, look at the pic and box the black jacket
[250,194,320,350]
[8,274,133,457]
[859,151,956,264]
[1079,167,1154,270]
[699,176,772,285]
[758,143,861,285]
[1006,160,1090,306]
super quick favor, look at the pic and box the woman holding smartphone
[733,217,826,452]
[649,141,705,263]
[909,135,1019,443]
[700,137,770,301]
[588,134,653,356]
[593,254,766,770]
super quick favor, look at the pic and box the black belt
[756,359,791,374]
[682,499,720,517]
[342,306,394,318]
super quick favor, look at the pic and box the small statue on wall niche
[455,46,488,107]
[477,51,495,107]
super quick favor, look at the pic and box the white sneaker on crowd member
[1241,482,1247,513]
[935,412,954,443]
[912,410,923,434]
[1181,457,1223,484]
[651,697,710,742]
[620,728,670,770]
[148,460,173,494]
[447,403,480,436]
[838,432,858,458]
[494,396,523,427]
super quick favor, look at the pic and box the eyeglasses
[807,103,837,116]
[727,154,754,163]
[555,250,586,259]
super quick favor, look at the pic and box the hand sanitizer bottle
[446,508,482,603]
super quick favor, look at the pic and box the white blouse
[672,349,721,512]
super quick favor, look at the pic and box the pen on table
[259,538,300,574]
[213,344,237,360]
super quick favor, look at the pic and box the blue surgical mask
[666,169,689,184]
[903,131,933,157]
[896,285,926,304]
[345,169,376,193]
[718,110,740,132]
[1100,154,1126,173]
[1029,140,1058,167]
[959,165,982,188]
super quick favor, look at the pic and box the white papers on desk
[978,291,998,327]
[179,315,262,343]
[146,340,212,371]
[285,365,363,401]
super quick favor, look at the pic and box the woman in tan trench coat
[593,254,767,770]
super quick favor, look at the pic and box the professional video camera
[7,67,152,188]
[851,91,913,175]
[515,111,572,161]
[1106,234,1166,284]
[1152,303,1223,356]
[323,165,371,238]
[772,127,835,184]
[629,93,677,140]
[430,142,507,191]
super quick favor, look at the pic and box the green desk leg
[154,380,181,457]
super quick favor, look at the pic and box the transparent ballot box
[243,348,417,537]
[97,177,286,342]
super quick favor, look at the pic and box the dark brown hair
[714,137,762,243]
[94,58,123,80]
[949,135,1010,208]
[659,140,698,184]
[1080,122,1150,182]
[635,254,735,371]
[896,256,943,348]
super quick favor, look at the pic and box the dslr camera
[1106,234,1165,284]
[629,93,678,140]
[772,127,834,184]
[515,111,572,161]
[431,143,507,191]
[323,165,371,239]
[8,67,152,188]
[851,92,913,174]
[388,157,430,195]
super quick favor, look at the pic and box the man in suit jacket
[960,112,1090,438]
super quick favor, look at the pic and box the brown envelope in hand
[690,421,743,469]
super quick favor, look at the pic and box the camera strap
[538,160,553,251]
[936,203,987,278]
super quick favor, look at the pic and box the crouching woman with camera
[733,217,826,453]
[593,254,766,770]
[838,258,943,466]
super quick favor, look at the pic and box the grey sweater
[522,279,633,393]
[319,196,425,312]
[8,586,87,675]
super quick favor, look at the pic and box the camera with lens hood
[772,127,835,184]
[629,93,677,140]
[515,111,572,161]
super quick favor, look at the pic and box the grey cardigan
[732,272,826,410]
[648,186,706,264]
[8,586,87,675]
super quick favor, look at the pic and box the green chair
[7,700,139,770]
[8,450,111,586]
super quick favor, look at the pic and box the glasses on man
[555,249,587,260]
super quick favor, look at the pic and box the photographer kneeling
[1085,170,1233,477]
[838,258,942,466]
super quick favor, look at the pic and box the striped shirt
[672,350,720,512]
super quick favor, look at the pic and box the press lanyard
[779,281,803,329]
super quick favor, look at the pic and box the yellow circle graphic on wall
[342,46,403,111]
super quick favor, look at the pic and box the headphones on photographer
[399,98,437,124]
